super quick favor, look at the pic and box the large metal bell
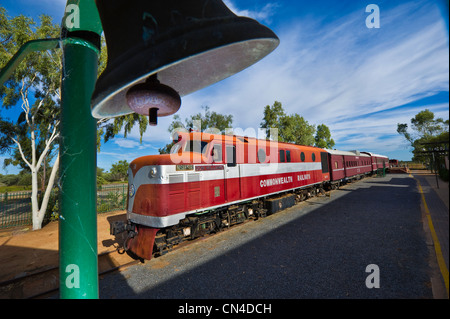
[91,0,279,120]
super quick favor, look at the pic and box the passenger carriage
[326,149,371,187]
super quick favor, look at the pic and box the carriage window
[300,152,305,162]
[312,153,316,162]
[335,161,338,169]
[279,150,285,163]
[286,150,291,162]
[226,145,236,167]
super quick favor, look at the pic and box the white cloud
[113,139,141,149]
[101,0,448,164]
[223,0,278,23]
[176,1,448,158]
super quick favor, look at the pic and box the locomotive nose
[126,166,135,213]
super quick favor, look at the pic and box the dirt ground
[0,210,130,283]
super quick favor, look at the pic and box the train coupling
[110,220,135,236]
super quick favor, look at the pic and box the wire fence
[0,184,128,229]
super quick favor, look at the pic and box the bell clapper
[149,107,158,126]
[126,74,181,127]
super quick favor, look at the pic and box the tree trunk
[31,154,59,230]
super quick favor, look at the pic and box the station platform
[410,170,449,298]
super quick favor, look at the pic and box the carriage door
[225,144,240,202]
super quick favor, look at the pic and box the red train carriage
[389,159,399,167]
[121,131,330,260]
[361,152,389,172]
[326,149,372,187]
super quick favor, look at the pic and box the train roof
[325,149,370,157]
[175,131,324,151]
[361,151,389,158]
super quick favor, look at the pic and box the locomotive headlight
[129,184,136,197]
[149,167,157,177]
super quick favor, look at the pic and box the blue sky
[1,0,449,174]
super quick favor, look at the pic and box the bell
[91,0,279,120]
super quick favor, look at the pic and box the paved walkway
[100,174,436,299]
[410,170,449,299]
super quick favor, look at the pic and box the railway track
[0,248,139,299]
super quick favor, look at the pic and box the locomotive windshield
[186,140,208,154]
[170,139,209,154]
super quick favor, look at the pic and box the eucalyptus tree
[0,7,148,229]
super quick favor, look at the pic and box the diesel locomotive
[111,131,389,260]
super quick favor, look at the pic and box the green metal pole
[59,0,102,299]
[59,38,99,299]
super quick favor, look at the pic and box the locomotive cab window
[280,150,285,163]
[226,145,236,167]
[187,140,208,154]
[286,150,291,162]
[211,144,222,163]
[312,153,316,162]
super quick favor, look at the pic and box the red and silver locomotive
[111,131,388,261]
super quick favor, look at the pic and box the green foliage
[97,191,126,213]
[97,175,108,187]
[397,109,449,162]
[39,188,59,222]
[260,101,285,138]
[0,185,31,193]
[315,124,335,149]
[261,101,332,146]
[0,7,61,165]
[0,173,19,186]
[16,171,31,186]
[160,106,233,154]
[169,105,233,133]
[97,113,149,152]
[279,113,315,145]
[0,5,147,162]
[109,160,129,181]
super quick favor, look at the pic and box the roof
[325,149,370,157]
[361,151,389,158]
